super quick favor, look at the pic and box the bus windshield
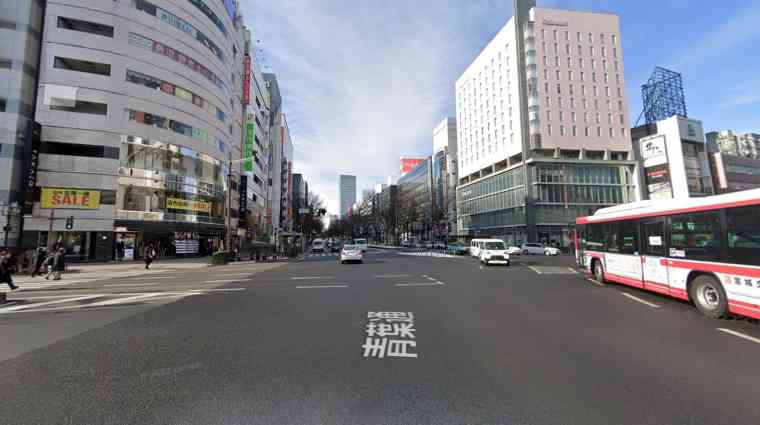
[485,242,505,250]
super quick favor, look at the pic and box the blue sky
[241,0,760,214]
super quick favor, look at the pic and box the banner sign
[239,175,248,228]
[23,122,41,214]
[245,116,254,172]
[640,135,668,168]
[166,197,211,213]
[41,188,100,209]
[243,54,251,106]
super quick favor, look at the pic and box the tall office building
[262,73,294,238]
[455,0,636,248]
[433,117,458,238]
[339,174,356,217]
[25,0,249,260]
[0,0,45,248]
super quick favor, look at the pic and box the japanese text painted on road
[362,311,418,359]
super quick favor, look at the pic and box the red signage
[400,157,425,174]
[243,54,251,106]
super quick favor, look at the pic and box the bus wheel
[690,275,728,319]
[592,260,605,283]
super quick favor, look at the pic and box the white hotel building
[455,0,637,248]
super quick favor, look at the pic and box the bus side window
[586,223,606,252]
[643,221,665,256]
[619,220,639,255]
[669,211,721,261]
[726,206,760,266]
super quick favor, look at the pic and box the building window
[596,127,602,137]
[604,73,609,83]
[605,86,610,96]
[619,114,625,125]
[607,113,612,124]
[565,44,570,54]
[613,47,618,57]
[602,46,607,57]
[53,56,111,76]
[569,84,574,95]
[614,61,619,71]
[579,58,584,68]
[595,99,599,110]
[553,29,558,40]
[559,111,564,122]
[572,112,577,122]
[0,98,5,112]
[554,56,559,66]
[546,111,551,122]
[57,17,114,37]
[50,100,108,115]
[593,86,599,96]
[565,30,569,41]
[558,97,564,108]
[612,34,617,45]
[616,74,621,84]
[570,98,575,108]
[592,72,597,82]
[572,125,577,136]
[606,99,611,110]
[547,124,552,135]
[577,32,582,42]
[544,69,549,80]
[609,127,614,138]
[588,32,593,43]
[584,112,589,123]
[542,41,546,52]
[556,84,561,94]
[568,70,574,81]
[617,87,623,97]
[590,46,595,56]
[567,57,572,67]
[553,43,558,53]
[546,97,551,108]
[595,113,601,124]
[580,71,585,82]
[585,126,590,136]
[582,99,588,109]
[543,56,548,65]
[560,124,565,135]
[577,44,582,55]
[618,100,623,110]
[600,34,605,44]
[591,59,596,70]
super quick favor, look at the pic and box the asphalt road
[0,249,759,424]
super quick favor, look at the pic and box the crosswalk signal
[65,216,74,230]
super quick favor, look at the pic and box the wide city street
[0,248,759,424]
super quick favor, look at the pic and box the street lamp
[0,201,21,248]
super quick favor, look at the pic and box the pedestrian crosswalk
[0,278,91,294]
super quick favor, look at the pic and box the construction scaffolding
[640,67,687,125]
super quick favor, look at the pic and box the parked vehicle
[446,243,469,255]
[470,239,490,258]
[478,239,510,266]
[340,244,363,264]
[506,246,522,255]
[544,246,560,256]
[521,243,548,255]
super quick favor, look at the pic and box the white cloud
[240,0,514,214]
[669,2,760,70]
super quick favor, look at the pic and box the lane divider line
[587,278,605,287]
[621,292,660,308]
[717,328,760,345]
[291,276,334,280]
[528,266,542,274]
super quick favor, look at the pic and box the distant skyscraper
[339,175,357,216]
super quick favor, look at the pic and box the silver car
[340,244,363,264]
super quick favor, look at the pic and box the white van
[470,239,489,258]
[311,239,324,253]
[478,239,510,266]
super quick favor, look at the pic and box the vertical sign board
[640,135,673,199]
[23,122,41,214]
[244,115,254,172]
[239,175,248,228]
[243,54,251,106]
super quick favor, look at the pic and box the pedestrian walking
[144,244,156,269]
[0,248,18,290]
[30,247,47,277]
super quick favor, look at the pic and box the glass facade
[117,135,225,225]
[397,159,433,239]
[127,108,227,155]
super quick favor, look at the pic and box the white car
[340,244,363,264]
[506,246,521,255]
[478,239,510,266]
[520,242,560,256]
[353,238,368,253]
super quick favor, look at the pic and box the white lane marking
[422,276,438,282]
[587,278,605,287]
[528,266,542,274]
[104,282,160,287]
[291,276,334,280]
[86,293,163,307]
[566,268,579,274]
[621,292,660,308]
[295,285,348,289]
[395,282,444,287]
[717,328,760,345]
[203,279,240,283]
[0,294,102,312]
[373,274,413,279]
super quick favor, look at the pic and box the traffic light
[65,216,74,230]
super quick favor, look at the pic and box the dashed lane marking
[717,328,760,345]
[528,266,542,274]
[587,278,606,287]
[621,292,660,308]
[291,276,334,280]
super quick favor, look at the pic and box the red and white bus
[575,188,760,320]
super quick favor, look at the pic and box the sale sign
[41,188,101,209]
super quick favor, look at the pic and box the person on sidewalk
[45,247,65,280]
[144,244,156,270]
[30,247,47,277]
[0,247,19,290]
